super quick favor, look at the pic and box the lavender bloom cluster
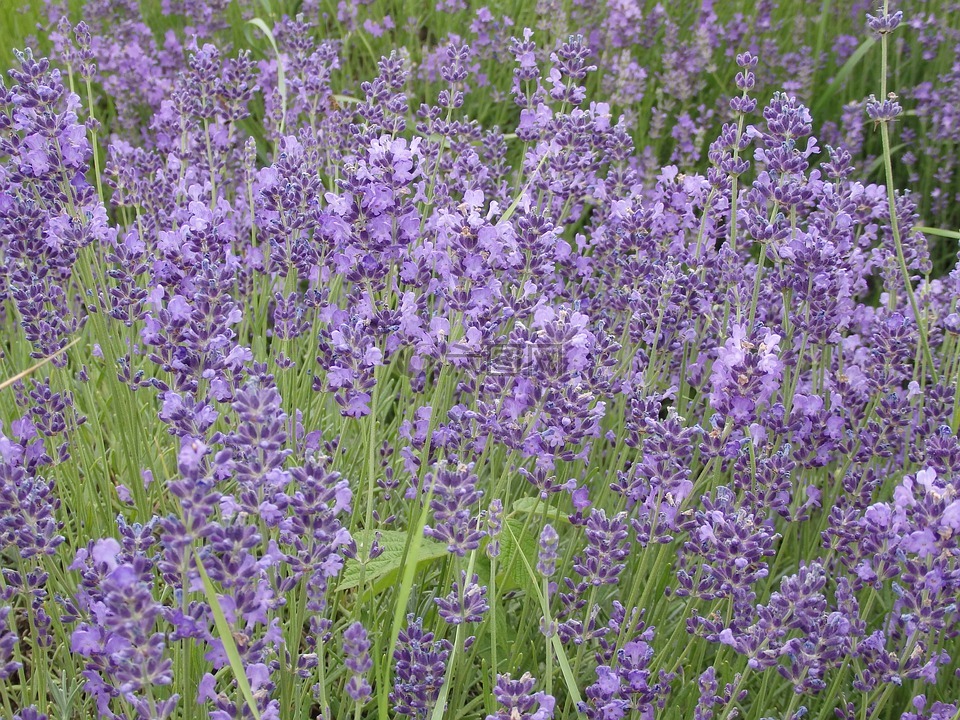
[1,1,960,719]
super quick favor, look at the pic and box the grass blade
[914,225,960,240]
[813,37,875,114]
[502,521,585,715]
[0,337,81,392]
[193,548,263,720]
[247,18,286,135]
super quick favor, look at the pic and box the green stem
[543,576,554,698]
[877,0,935,380]
[84,77,104,204]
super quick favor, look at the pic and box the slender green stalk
[876,0,935,379]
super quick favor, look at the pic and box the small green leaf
[193,548,262,720]
[338,530,448,592]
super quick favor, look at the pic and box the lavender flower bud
[343,621,373,704]
[866,9,903,34]
[486,673,555,720]
[392,616,451,718]
[537,524,559,578]
[435,572,489,624]
[0,605,21,681]
[866,93,903,123]
[486,499,503,559]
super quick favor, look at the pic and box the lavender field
[2,0,960,718]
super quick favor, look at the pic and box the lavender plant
[2,1,960,719]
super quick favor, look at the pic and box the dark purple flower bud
[424,464,485,556]
[12,709,47,720]
[548,35,596,106]
[573,510,630,586]
[0,604,21,681]
[695,667,721,720]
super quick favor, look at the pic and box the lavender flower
[69,548,177,718]
[423,464,485,555]
[0,601,21,681]
[392,615,451,719]
[435,571,489,624]
[866,93,903,123]
[343,621,373,703]
[573,510,630,586]
[537,523,559,577]
[709,324,784,428]
[486,673,555,720]
[3,7,960,718]
[867,9,903,34]
[486,498,503,558]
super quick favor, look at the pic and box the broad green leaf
[511,496,568,523]
[193,548,262,720]
[338,530,448,592]
[497,519,540,595]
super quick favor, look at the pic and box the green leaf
[866,143,906,176]
[914,225,960,240]
[511,496,568,523]
[0,336,80,392]
[813,37,875,114]
[502,522,585,715]
[383,485,438,720]
[497,519,540,595]
[500,152,552,224]
[469,556,512,662]
[247,18,286,134]
[193,548,262,720]
[338,530,448,592]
